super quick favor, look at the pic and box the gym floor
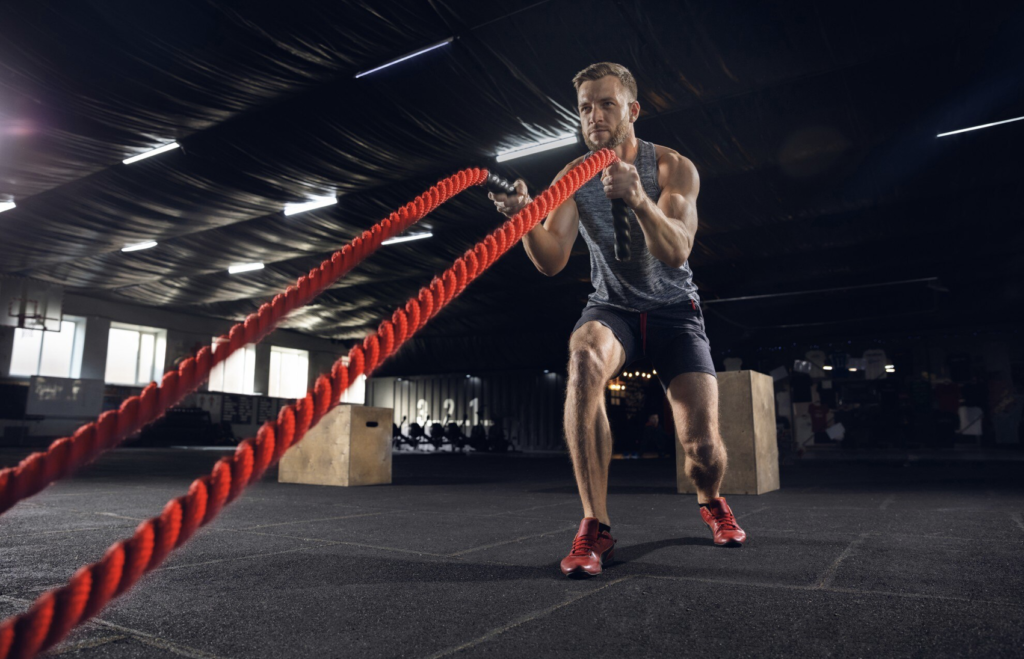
[2,449,1022,658]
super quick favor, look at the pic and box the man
[490,62,746,578]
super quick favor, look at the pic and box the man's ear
[629,100,640,123]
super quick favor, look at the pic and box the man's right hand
[488,179,531,218]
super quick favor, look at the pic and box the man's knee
[680,434,723,466]
[567,323,622,389]
[568,346,611,389]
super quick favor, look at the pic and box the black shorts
[572,298,716,388]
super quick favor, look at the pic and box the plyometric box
[677,370,779,495]
[279,404,392,487]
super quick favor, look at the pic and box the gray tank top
[573,138,700,312]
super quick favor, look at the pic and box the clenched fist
[601,161,645,209]
[488,179,531,218]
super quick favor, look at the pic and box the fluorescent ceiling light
[355,38,454,78]
[123,142,180,165]
[122,241,158,252]
[823,366,833,371]
[284,196,337,216]
[228,262,265,274]
[937,115,1024,138]
[0,201,15,213]
[382,231,432,246]
[496,134,578,162]
[849,368,857,372]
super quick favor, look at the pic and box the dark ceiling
[1,0,1022,372]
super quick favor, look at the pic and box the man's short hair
[572,62,637,103]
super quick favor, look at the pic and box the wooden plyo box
[677,370,779,495]
[279,404,392,487]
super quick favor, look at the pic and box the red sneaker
[700,497,746,547]
[559,518,616,578]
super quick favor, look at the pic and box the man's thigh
[569,320,627,378]
[666,372,719,436]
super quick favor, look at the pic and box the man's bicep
[657,155,699,225]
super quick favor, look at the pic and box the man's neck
[612,133,640,165]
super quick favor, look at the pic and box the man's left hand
[601,161,645,209]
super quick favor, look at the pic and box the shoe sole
[715,538,744,548]
[563,548,615,579]
[704,522,745,548]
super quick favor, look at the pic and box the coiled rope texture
[0,149,618,659]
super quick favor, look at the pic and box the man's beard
[583,118,630,152]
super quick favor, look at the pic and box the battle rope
[0,148,617,659]
[0,168,498,517]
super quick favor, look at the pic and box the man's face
[577,76,635,151]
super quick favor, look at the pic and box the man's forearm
[632,196,695,268]
[522,224,567,276]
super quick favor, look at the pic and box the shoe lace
[714,511,740,532]
[571,534,596,556]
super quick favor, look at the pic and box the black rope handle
[611,198,631,262]
[484,172,517,196]
[488,169,630,262]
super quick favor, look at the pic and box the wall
[0,293,354,443]
[367,370,568,452]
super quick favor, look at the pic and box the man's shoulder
[651,144,694,169]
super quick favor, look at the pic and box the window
[9,317,86,378]
[269,346,309,399]
[339,373,366,405]
[104,323,167,386]
[208,342,257,395]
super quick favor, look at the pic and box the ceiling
[2,0,1022,372]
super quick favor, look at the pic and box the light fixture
[228,262,265,274]
[284,196,337,216]
[122,241,158,252]
[0,200,15,213]
[355,38,454,78]
[849,367,857,372]
[382,231,433,246]
[652,370,657,375]
[543,370,550,374]
[937,115,1024,138]
[496,134,578,162]
[123,142,180,165]
[466,374,471,379]
[823,365,833,371]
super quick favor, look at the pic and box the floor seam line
[153,541,344,573]
[421,576,636,658]
[215,527,450,557]
[46,634,129,655]
[232,510,395,530]
[0,594,232,659]
[89,619,234,659]
[815,532,872,590]
[448,524,578,557]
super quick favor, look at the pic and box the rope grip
[483,171,517,196]
[611,198,632,262]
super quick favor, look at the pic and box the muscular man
[490,62,747,578]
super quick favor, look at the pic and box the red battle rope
[0,148,616,659]
[0,168,492,517]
